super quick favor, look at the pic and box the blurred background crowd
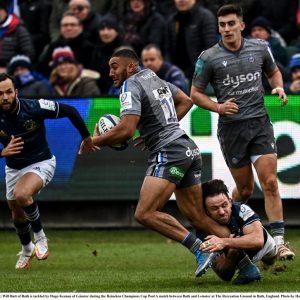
[1,0,300,98]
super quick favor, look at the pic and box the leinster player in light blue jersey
[0,73,96,269]
[191,4,294,261]
[79,49,232,278]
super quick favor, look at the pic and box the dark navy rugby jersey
[227,202,260,236]
[0,98,59,169]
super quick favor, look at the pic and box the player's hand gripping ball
[98,114,128,151]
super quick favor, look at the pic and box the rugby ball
[98,114,128,150]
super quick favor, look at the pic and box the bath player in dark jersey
[0,73,96,269]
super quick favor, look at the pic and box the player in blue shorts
[0,73,96,269]
[79,48,235,278]
[198,179,277,284]
[191,4,294,260]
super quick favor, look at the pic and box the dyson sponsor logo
[186,147,200,160]
[223,72,260,88]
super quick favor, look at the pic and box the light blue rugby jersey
[192,38,277,124]
[119,68,186,152]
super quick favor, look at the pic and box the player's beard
[1,96,18,113]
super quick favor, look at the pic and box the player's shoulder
[244,37,269,49]
[197,43,219,61]
[20,98,57,112]
[234,202,256,221]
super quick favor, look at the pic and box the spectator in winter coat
[165,0,217,81]
[37,12,94,78]
[141,44,189,93]
[0,1,34,70]
[49,46,100,97]
[7,54,52,98]
[89,14,126,94]
[123,0,166,56]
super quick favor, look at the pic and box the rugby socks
[269,221,285,246]
[181,232,202,254]
[23,202,43,234]
[14,220,33,252]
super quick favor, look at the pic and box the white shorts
[5,156,56,201]
[252,231,277,263]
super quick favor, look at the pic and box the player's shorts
[146,134,202,188]
[5,156,56,201]
[217,115,277,168]
[252,231,277,263]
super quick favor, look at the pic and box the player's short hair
[112,48,139,64]
[217,4,243,19]
[202,179,230,207]
[0,73,16,89]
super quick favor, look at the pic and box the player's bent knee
[13,188,33,205]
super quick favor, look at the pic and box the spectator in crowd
[68,0,101,44]
[49,0,119,42]
[198,0,258,37]
[37,12,94,77]
[7,54,52,98]
[165,0,217,81]
[253,0,299,45]
[0,1,35,71]
[49,46,100,97]
[284,54,300,95]
[249,16,290,94]
[141,44,189,93]
[250,16,288,67]
[123,0,166,56]
[18,0,52,61]
[89,14,125,95]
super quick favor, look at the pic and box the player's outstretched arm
[57,103,99,154]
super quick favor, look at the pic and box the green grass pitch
[0,228,299,293]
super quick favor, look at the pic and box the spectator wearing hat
[250,16,288,67]
[7,54,52,98]
[284,54,300,95]
[89,14,126,94]
[37,12,94,78]
[49,46,100,97]
[0,1,35,70]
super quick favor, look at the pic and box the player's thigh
[253,153,278,184]
[137,176,176,213]
[14,172,44,198]
[217,120,251,168]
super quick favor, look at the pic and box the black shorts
[217,115,277,168]
[146,135,202,188]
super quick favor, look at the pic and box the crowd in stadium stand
[1,0,300,97]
